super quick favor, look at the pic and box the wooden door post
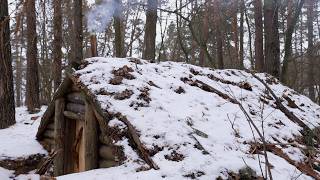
[54,98,65,176]
[84,101,98,170]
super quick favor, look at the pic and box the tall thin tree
[281,0,305,84]
[0,0,16,128]
[143,0,158,61]
[213,0,224,69]
[239,0,245,69]
[53,0,62,90]
[72,0,83,69]
[254,0,264,72]
[306,0,316,101]
[264,0,280,78]
[26,0,40,112]
[114,0,124,58]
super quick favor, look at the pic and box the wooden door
[74,119,85,172]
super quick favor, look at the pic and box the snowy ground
[0,107,47,180]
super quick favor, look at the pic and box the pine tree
[0,0,16,128]
[143,0,158,61]
[26,0,40,113]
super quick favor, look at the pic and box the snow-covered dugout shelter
[36,57,320,179]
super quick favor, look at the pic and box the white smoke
[87,0,120,33]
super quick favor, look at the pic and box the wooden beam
[116,114,159,170]
[84,101,98,170]
[66,92,85,105]
[66,103,85,114]
[54,98,65,176]
[63,111,84,121]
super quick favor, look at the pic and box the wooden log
[84,101,98,170]
[66,92,85,105]
[71,85,80,92]
[99,146,115,160]
[99,135,112,145]
[47,123,54,130]
[116,114,159,170]
[54,98,65,176]
[66,103,85,114]
[98,160,118,168]
[63,111,84,121]
[43,130,54,139]
[37,78,72,140]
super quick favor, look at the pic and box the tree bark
[26,0,40,113]
[143,0,158,61]
[281,0,305,85]
[239,0,245,69]
[306,0,316,101]
[264,0,280,78]
[0,0,16,129]
[53,0,63,90]
[253,0,264,72]
[244,6,254,69]
[72,0,83,69]
[14,2,23,107]
[232,0,239,68]
[114,0,124,58]
[199,4,209,67]
[213,0,224,69]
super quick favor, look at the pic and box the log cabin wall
[39,83,125,176]
[40,120,55,151]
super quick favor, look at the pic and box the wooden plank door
[74,119,85,172]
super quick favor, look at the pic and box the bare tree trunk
[143,0,158,61]
[26,0,40,113]
[199,4,209,67]
[176,0,189,63]
[239,0,244,69]
[232,0,239,67]
[114,0,124,58]
[39,0,51,105]
[14,3,23,107]
[72,0,83,69]
[254,0,264,72]
[244,6,254,69]
[53,0,62,90]
[306,0,316,101]
[213,0,224,69]
[264,0,280,78]
[281,0,305,84]
[0,0,16,128]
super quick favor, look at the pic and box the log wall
[40,84,124,174]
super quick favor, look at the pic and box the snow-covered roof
[59,57,320,179]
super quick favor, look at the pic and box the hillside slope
[62,57,318,179]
